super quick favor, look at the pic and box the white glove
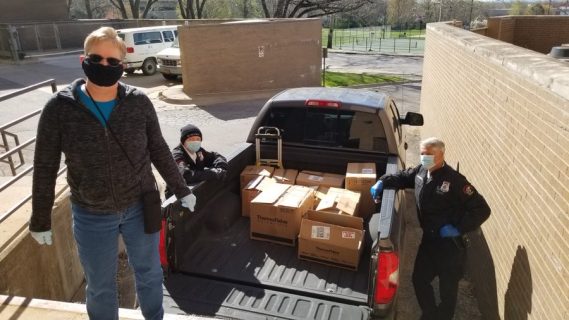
[31,230,53,246]
[180,193,196,212]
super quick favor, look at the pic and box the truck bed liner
[177,217,370,305]
[163,274,371,319]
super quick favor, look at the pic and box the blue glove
[439,224,460,238]
[370,180,383,202]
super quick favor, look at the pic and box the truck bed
[163,216,372,319]
[162,143,391,319]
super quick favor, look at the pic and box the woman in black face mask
[29,27,195,320]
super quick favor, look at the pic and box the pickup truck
[161,87,423,319]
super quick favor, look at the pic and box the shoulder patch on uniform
[463,185,475,196]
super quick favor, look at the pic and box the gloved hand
[30,230,53,245]
[439,224,460,238]
[180,192,196,212]
[370,180,383,203]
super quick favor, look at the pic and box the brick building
[420,17,569,319]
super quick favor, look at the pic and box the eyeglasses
[86,54,122,67]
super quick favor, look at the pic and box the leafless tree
[259,0,371,18]
[177,0,208,18]
[387,0,415,25]
[108,0,160,18]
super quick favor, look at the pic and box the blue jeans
[72,201,164,320]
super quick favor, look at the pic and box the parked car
[117,25,178,75]
[156,37,182,80]
[160,87,424,319]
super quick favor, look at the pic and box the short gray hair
[420,137,445,153]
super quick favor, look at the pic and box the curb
[158,85,281,107]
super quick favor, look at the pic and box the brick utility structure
[421,21,569,319]
[484,16,569,54]
[177,19,322,95]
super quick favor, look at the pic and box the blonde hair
[420,137,446,153]
[84,27,127,59]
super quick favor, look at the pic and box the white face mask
[185,141,201,153]
[420,155,435,169]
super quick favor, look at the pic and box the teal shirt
[77,86,117,127]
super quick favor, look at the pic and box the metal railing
[0,79,67,223]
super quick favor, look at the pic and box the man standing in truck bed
[371,137,491,320]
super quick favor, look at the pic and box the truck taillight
[127,47,134,53]
[374,251,399,304]
[305,99,341,108]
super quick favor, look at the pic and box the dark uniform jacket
[171,145,228,183]
[164,145,229,199]
[31,79,191,232]
[380,162,491,238]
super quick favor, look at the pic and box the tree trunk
[142,0,158,18]
[243,0,249,18]
[260,0,271,18]
[197,0,207,18]
[127,0,140,19]
[84,0,93,18]
[177,0,186,18]
[188,0,196,19]
[110,0,129,18]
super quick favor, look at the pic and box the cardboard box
[315,187,361,217]
[250,184,314,246]
[298,210,364,270]
[345,163,377,219]
[241,175,276,217]
[240,165,275,190]
[296,170,345,188]
[272,168,298,185]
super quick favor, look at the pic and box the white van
[117,25,179,75]
[156,37,182,80]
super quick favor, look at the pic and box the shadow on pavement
[195,98,268,121]
[121,72,176,90]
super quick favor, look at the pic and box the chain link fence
[324,26,425,54]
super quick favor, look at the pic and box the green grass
[323,71,405,87]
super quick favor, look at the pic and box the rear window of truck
[261,107,387,152]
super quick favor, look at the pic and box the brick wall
[487,16,569,54]
[178,19,322,95]
[421,23,569,319]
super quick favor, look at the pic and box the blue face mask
[185,141,201,153]
[420,155,435,169]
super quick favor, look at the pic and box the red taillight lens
[127,47,134,53]
[374,251,399,304]
[305,99,341,108]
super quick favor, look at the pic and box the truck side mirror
[400,112,424,126]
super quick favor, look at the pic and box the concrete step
[0,294,212,319]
